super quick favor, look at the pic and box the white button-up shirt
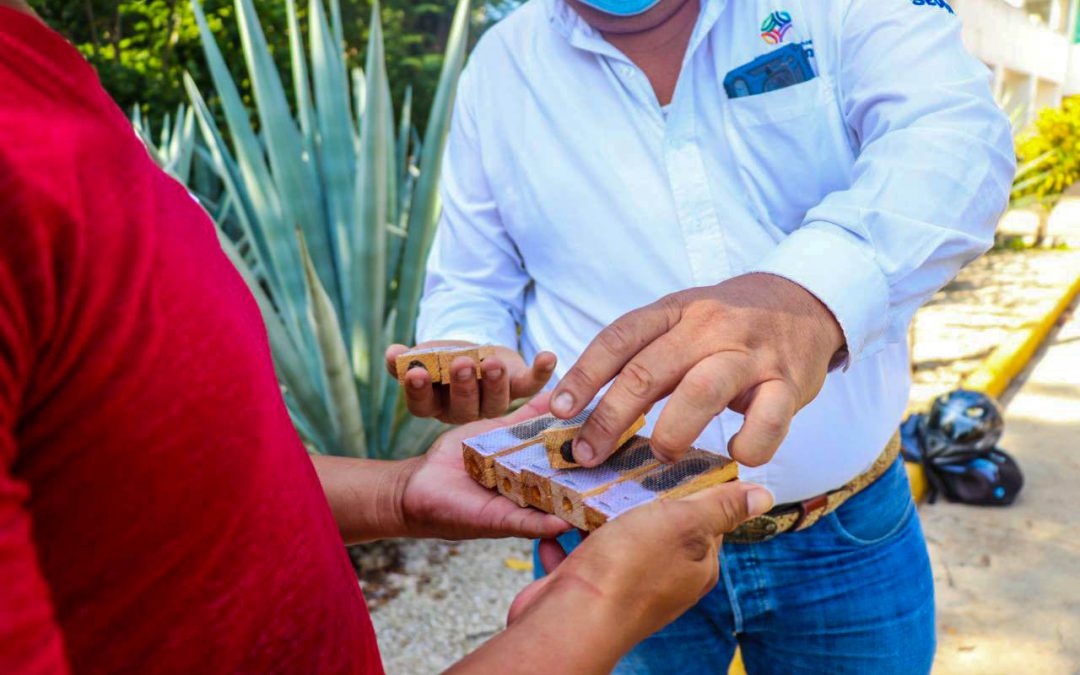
[418,0,1014,503]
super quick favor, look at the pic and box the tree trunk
[1034,205,1050,247]
[159,0,181,76]
[111,6,123,64]
[83,0,99,57]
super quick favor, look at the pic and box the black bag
[900,411,1024,506]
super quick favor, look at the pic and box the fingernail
[456,368,472,382]
[409,378,425,390]
[488,367,503,379]
[574,440,595,465]
[552,392,574,415]
[746,487,774,517]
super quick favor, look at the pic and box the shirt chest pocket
[722,75,855,234]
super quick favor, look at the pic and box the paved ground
[367,538,534,673]
[923,299,1080,674]
[999,188,1080,249]
[909,248,1080,411]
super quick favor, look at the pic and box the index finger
[551,297,681,419]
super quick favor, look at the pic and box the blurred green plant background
[175,0,469,459]
[32,0,518,130]
[35,0,526,461]
[119,0,476,460]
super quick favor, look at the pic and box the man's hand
[448,481,774,674]
[398,393,570,540]
[550,274,844,467]
[385,340,557,424]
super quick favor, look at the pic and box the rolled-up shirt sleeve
[752,0,1015,364]
[416,66,528,348]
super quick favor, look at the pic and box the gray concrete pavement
[922,299,1080,674]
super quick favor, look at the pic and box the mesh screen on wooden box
[463,414,737,530]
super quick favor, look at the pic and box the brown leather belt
[727,432,901,544]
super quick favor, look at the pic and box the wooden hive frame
[461,414,562,488]
[541,436,662,529]
[494,442,552,505]
[395,345,495,385]
[465,413,739,530]
[581,449,738,530]
[541,411,647,470]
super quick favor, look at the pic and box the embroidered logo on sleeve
[912,0,954,13]
[760,11,793,44]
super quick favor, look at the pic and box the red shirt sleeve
[0,170,70,674]
[0,10,381,673]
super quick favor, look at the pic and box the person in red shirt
[0,2,772,673]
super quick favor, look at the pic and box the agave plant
[179,0,470,458]
[133,103,235,230]
[132,104,197,183]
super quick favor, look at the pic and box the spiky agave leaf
[310,0,357,327]
[352,0,392,447]
[233,0,340,310]
[392,0,471,347]
[381,0,470,451]
[178,0,469,458]
[298,230,367,457]
[190,0,314,358]
[218,230,335,452]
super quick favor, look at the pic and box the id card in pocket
[723,43,816,99]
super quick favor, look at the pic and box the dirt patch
[348,541,406,609]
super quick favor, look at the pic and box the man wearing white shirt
[386,0,1014,670]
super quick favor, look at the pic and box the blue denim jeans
[535,457,935,674]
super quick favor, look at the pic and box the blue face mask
[575,0,664,16]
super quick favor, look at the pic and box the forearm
[311,455,419,545]
[448,578,632,675]
[756,0,1013,363]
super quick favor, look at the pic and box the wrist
[511,573,631,672]
[312,455,420,544]
[750,272,845,362]
[387,456,422,538]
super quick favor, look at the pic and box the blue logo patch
[912,0,954,13]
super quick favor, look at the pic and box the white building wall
[954,0,1070,82]
[950,0,1080,125]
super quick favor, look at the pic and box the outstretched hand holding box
[385,341,557,424]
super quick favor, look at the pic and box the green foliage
[171,0,470,458]
[35,0,504,130]
[1011,97,1080,209]
[34,0,256,122]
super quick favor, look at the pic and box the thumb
[537,537,568,574]
[678,482,774,537]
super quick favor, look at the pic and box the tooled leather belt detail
[727,432,902,544]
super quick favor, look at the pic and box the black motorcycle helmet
[919,389,1004,457]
